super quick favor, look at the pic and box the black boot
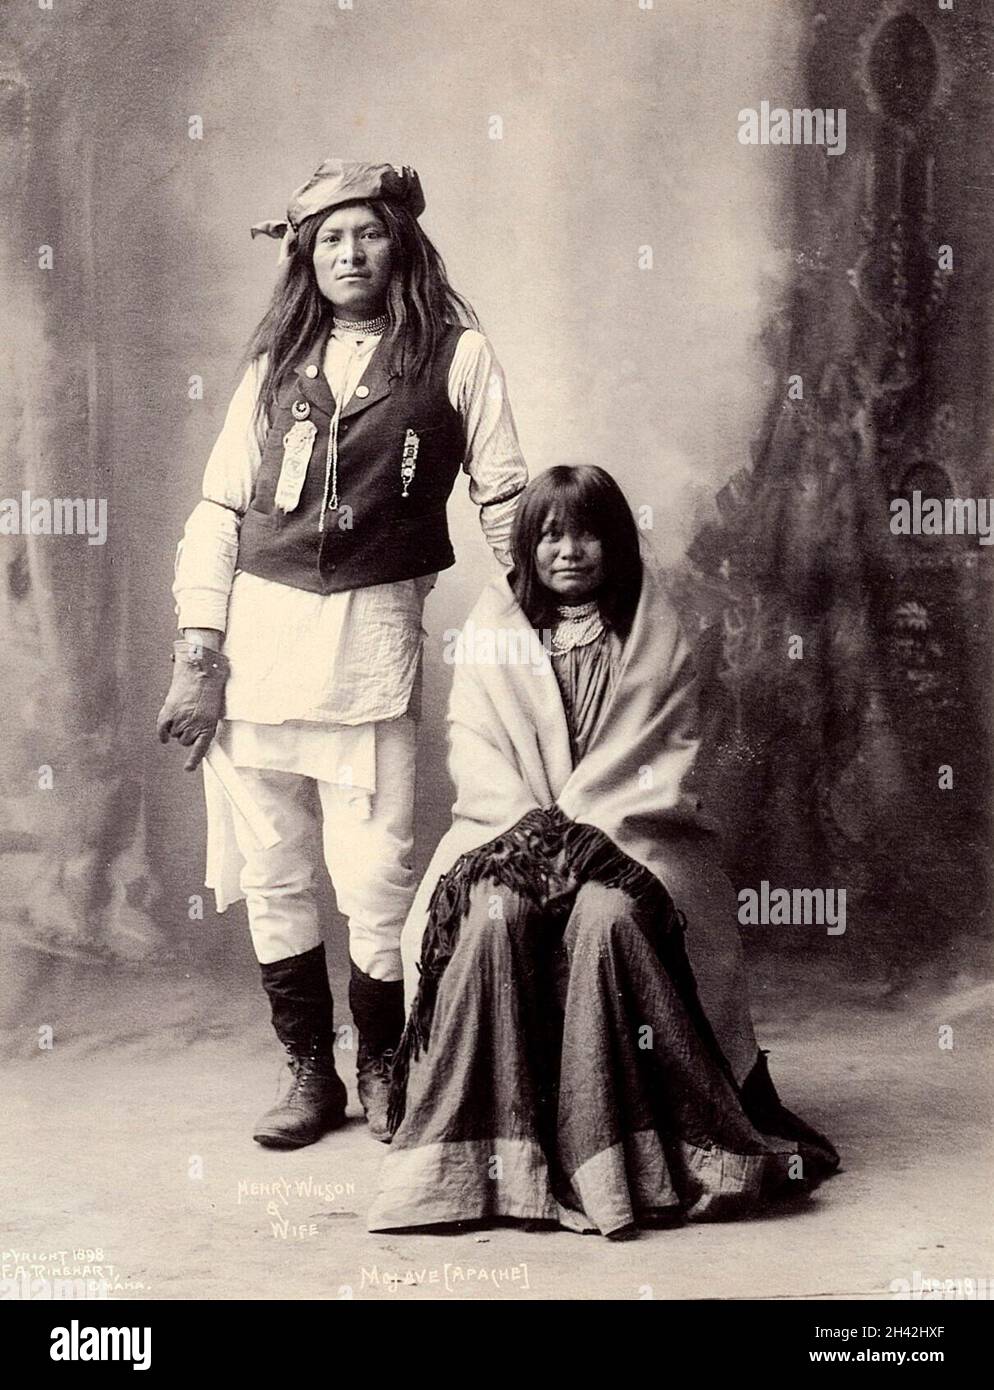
[253,943,348,1149]
[349,962,405,1143]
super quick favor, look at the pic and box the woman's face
[534,511,604,602]
[312,203,393,317]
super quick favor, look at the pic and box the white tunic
[170,324,528,908]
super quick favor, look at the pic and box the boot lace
[283,1042,337,1107]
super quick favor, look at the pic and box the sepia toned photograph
[1,0,991,1338]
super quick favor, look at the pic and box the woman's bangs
[544,486,604,540]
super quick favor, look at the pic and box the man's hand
[156,639,231,771]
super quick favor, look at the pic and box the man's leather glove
[156,640,231,771]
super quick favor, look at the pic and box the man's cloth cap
[250,159,424,261]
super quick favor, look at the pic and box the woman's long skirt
[368,878,838,1236]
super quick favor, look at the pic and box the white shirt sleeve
[448,330,528,568]
[172,358,266,632]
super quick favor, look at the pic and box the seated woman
[368,465,838,1238]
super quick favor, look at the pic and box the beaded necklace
[550,600,604,655]
[332,313,388,337]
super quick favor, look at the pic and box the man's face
[312,203,393,317]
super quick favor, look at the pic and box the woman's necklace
[551,600,604,654]
[332,313,388,337]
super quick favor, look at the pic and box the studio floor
[2,943,991,1302]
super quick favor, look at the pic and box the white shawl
[400,562,759,1084]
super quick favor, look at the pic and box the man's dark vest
[237,323,467,594]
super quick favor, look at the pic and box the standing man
[157,159,527,1147]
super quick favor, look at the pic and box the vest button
[355,384,370,398]
[304,364,319,378]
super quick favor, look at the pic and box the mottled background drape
[1,0,990,1021]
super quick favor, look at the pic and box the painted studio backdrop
[1,0,991,1012]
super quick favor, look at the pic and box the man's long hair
[246,199,479,439]
[509,465,643,641]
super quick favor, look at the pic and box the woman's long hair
[509,465,643,640]
[246,199,479,438]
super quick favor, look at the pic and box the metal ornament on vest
[237,323,468,596]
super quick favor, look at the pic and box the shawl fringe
[387,805,728,1134]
